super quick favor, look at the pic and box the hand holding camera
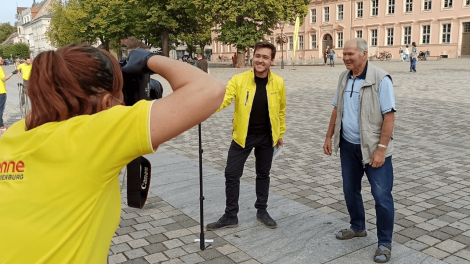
[121,49,157,75]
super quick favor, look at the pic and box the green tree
[47,0,135,51]
[0,23,17,44]
[131,0,199,56]
[0,46,4,58]
[2,45,16,59]
[14,43,30,58]
[205,0,309,66]
[47,0,90,47]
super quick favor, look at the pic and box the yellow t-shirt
[17,63,33,81]
[0,66,6,94]
[0,100,155,264]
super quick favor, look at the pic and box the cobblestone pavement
[151,58,470,263]
[2,58,470,263]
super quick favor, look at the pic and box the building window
[289,36,294,50]
[464,23,470,33]
[357,2,363,18]
[422,25,430,44]
[466,0,470,6]
[444,0,452,8]
[387,28,394,46]
[338,5,344,20]
[311,34,317,49]
[324,7,330,22]
[299,35,304,50]
[424,0,432,10]
[372,0,379,16]
[311,9,316,23]
[357,30,363,38]
[404,26,411,45]
[405,0,413,12]
[338,32,344,48]
[388,0,395,14]
[442,24,451,43]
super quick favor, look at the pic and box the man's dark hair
[253,42,276,60]
[25,57,31,60]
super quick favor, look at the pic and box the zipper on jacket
[245,91,249,106]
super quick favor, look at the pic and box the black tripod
[195,123,212,250]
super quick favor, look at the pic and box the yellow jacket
[217,69,286,148]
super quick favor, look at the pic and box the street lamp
[279,20,285,69]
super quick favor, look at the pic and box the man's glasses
[111,95,125,106]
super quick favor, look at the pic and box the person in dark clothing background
[206,42,286,230]
[194,53,210,74]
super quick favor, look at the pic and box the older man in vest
[323,38,396,263]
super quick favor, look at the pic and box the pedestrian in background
[324,48,329,65]
[329,48,336,67]
[323,38,396,263]
[399,47,404,62]
[410,42,417,73]
[404,45,410,62]
[194,53,210,75]
[0,56,16,132]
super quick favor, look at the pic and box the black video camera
[119,56,163,209]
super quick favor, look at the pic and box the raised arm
[146,55,225,148]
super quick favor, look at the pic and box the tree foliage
[203,0,309,66]
[0,43,29,59]
[0,23,17,44]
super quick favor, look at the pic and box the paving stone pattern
[2,59,470,263]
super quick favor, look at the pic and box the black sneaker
[256,210,277,229]
[206,214,238,231]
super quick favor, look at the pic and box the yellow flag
[293,16,300,62]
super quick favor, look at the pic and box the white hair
[357,38,368,52]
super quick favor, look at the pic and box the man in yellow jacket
[207,42,286,230]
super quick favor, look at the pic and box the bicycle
[17,83,30,119]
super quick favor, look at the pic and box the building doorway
[323,34,333,52]
[462,22,470,56]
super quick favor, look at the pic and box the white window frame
[403,26,412,45]
[422,24,431,44]
[387,28,394,46]
[311,34,317,49]
[441,23,451,43]
[311,9,317,23]
[371,29,378,46]
[357,30,363,38]
[338,4,344,20]
[289,36,294,50]
[405,0,413,12]
[324,7,330,22]
[443,0,452,8]
[424,0,432,10]
[371,0,379,16]
[299,35,304,50]
[388,0,395,14]
[357,2,363,18]
[337,32,344,48]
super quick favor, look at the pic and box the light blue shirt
[332,74,396,144]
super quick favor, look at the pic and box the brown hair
[253,42,276,60]
[26,44,123,130]
[412,42,417,47]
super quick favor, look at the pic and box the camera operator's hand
[121,49,156,75]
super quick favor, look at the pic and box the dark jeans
[330,58,335,67]
[0,93,6,127]
[410,58,417,72]
[225,134,274,217]
[340,136,394,245]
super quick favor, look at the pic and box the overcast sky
[0,0,37,25]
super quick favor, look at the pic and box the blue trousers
[410,58,417,72]
[0,93,6,127]
[340,137,394,245]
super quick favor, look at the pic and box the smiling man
[207,42,286,230]
[323,38,396,263]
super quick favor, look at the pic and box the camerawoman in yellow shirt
[0,46,225,264]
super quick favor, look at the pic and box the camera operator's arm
[146,55,225,148]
